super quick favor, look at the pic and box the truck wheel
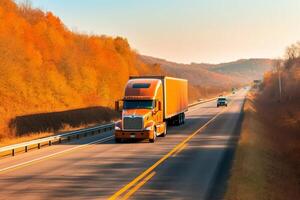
[149,136,155,143]
[149,128,157,143]
[182,113,185,124]
[161,126,167,137]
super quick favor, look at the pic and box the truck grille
[123,116,143,130]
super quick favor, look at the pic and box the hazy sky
[30,0,300,64]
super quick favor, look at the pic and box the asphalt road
[0,88,248,200]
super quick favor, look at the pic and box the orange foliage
[0,0,162,140]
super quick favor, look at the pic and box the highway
[0,89,248,200]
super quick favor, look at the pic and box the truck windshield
[123,100,154,109]
[218,98,226,101]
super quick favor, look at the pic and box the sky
[29,0,300,64]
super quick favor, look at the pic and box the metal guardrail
[0,123,115,157]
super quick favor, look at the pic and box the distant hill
[140,55,240,87]
[204,58,275,81]
[140,55,274,83]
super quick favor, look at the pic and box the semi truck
[114,76,188,143]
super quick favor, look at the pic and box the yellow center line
[172,143,187,157]
[108,105,231,200]
[121,171,156,200]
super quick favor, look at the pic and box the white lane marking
[0,135,114,173]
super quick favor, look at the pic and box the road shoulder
[224,90,300,200]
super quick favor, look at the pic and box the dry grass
[225,90,300,200]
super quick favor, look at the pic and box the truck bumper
[115,130,154,140]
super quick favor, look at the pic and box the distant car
[217,97,228,107]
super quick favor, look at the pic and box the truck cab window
[123,100,155,109]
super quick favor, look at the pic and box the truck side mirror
[158,101,162,111]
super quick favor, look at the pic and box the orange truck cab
[115,76,188,143]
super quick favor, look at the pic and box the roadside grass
[225,90,300,200]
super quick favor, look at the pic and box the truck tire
[161,126,167,137]
[149,128,157,143]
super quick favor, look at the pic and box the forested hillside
[0,0,162,140]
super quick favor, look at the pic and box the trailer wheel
[176,114,180,126]
[178,113,184,125]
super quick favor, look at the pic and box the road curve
[0,89,248,200]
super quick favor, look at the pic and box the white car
[217,97,228,107]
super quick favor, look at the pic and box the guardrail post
[12,149,15,156]
[68,136,70,141]
[76,134,79,139]
[38,143,40,149]
[25,146,28,152]
[59,138,62,143]
[49,141,52,146]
